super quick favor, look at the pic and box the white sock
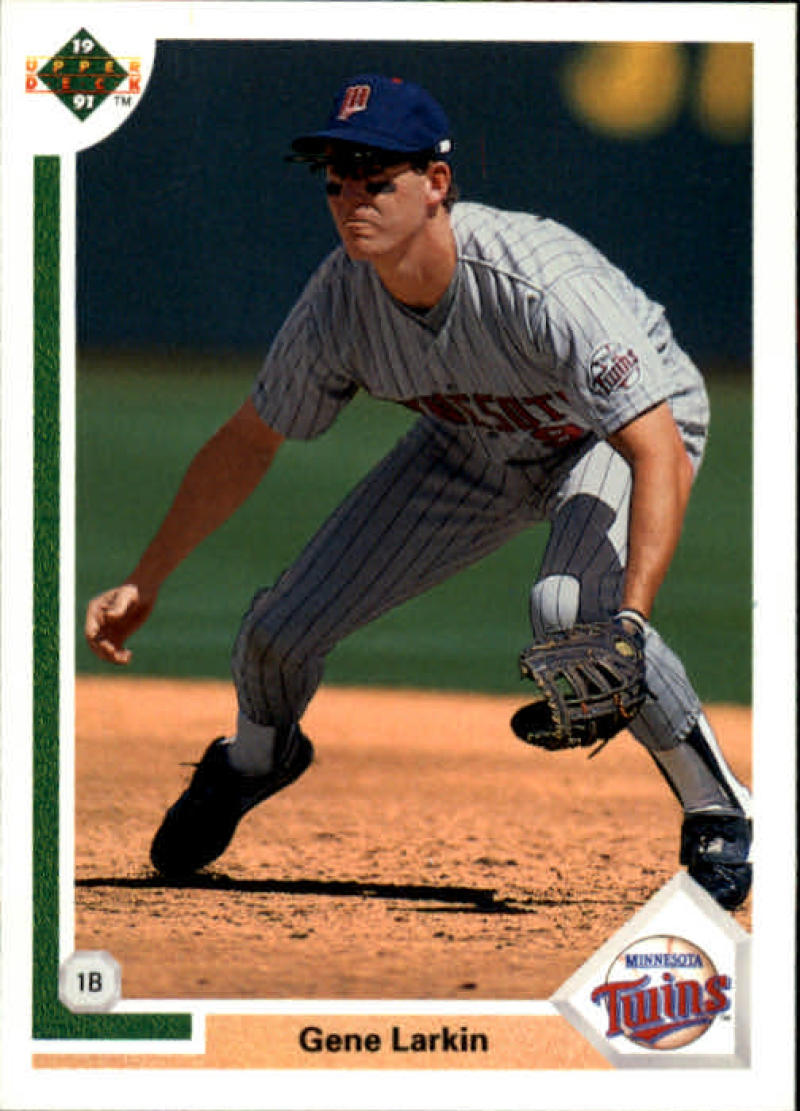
[222,713,276,776]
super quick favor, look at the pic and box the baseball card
[0,3,795,1109]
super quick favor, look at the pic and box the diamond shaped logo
[551,872,751,1068]
[36,29,127,121]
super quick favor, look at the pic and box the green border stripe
[33,153,62,1036]
[33,155,191,1040]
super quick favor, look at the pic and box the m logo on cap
[337,84,371,121]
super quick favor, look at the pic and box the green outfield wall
[76,355,751,703]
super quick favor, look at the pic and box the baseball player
[85,74,752,910]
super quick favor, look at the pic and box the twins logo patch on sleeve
[589,342,641,397]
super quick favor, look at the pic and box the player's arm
[607,401,694,621]
[85,397,284,665]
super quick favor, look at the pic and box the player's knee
[529,574,580,638]
[247,617,306,674]
[233,593,309,678]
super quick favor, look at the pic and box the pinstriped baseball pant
[232,417,703,755]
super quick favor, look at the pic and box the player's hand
[84,583,156,665]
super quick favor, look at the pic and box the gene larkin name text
[298,1024,489,1055]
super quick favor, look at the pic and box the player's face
[323,153,440,263]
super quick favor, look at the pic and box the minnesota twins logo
[589,341,641,396]
[591,935,733,1050]
[337,84,372,120]
[25,28,141,121]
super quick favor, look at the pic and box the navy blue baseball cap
[291,74,453,159]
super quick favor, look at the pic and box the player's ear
[425,160,452,208]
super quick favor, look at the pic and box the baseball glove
[510,617,647,754]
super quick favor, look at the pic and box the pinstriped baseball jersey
[252,202,709,464]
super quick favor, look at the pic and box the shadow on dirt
[76,873,532,913]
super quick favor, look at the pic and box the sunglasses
[289,146,433,195]
[324,177,400,198]
[323,151,413,199]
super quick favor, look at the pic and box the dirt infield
[74,677,751,1001]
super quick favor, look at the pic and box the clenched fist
[84,583,157,665]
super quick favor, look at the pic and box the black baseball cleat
[679,810,752,911]
[150,726,314,878]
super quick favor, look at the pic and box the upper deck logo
[591,934,732,1050]
[589,341,641,397]
[25,29,141,121]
